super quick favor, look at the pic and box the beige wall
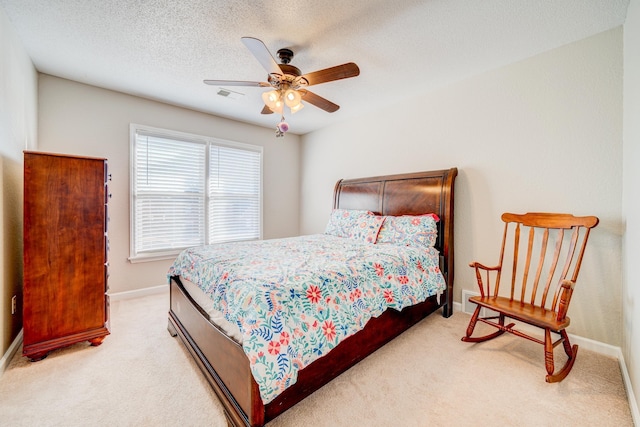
[0,8,38,357]
[300,28,623,346]
[623,0,640,415]
[37,75,301,294]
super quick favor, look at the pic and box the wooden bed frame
[168,168,458,427]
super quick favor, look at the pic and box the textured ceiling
[0,0,630,135]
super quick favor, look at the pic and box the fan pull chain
[275,113,289,137]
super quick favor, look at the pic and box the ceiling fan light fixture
[262,90,280,109]
[284,89,301,106]
[262,89,284,114]
[289,101,304,114]
[283,88,304,114]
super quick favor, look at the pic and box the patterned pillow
[376,214,439,248]
[325,209,384,243]
[325,209,370,238]
[350,214,386,243]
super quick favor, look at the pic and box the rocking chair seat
[469,295,570,332]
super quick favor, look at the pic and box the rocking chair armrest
[560,279,575,290]
[468,261,501,271]
[469,262,501,296]
[557,279,576,322]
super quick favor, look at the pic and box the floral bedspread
[167,234,446,404]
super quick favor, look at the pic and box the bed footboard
[169,278,264,426]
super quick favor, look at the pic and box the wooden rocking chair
[462,212,599,383]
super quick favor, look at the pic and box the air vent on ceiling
[217,88,244,100]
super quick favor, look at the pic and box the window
[129,124,262,262]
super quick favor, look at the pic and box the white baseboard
[617,348,640,426]
[107,284,167,301]
[453,299,639,425]
[0,329,23,379]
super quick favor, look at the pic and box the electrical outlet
[11,295,16,315]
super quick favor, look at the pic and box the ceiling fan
[204,37,360,136]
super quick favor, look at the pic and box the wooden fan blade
[299,62,360,86]
[299,89,340,113]
[204,80,270,87]
[261,105,274,114]
[241,37,283,76]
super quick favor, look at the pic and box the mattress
[181,276,243,343]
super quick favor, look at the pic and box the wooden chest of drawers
[23,151,110,360]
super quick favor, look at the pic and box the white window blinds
[209,145,262,244]
[130,125,262,261]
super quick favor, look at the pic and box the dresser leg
[27,352,49,362]
[89,336,106,346]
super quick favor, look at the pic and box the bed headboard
[332,168,458,316]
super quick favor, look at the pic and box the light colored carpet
[0,290,633,427]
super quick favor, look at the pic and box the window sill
[128,253,179,264]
